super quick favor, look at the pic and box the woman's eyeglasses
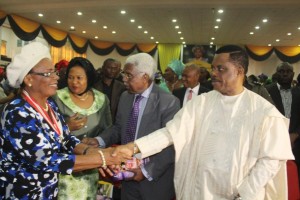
[29,71,59,78]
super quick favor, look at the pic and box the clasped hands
[82,138,144,181]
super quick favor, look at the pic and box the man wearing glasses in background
[83,53,180,200]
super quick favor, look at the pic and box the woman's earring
[28,83,32,87]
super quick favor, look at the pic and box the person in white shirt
[112,45,294,200]
[173,64,210,107]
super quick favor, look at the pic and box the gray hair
[125,53,157,80]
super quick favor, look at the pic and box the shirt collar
[188,83,200,93]
[136,82,154,99]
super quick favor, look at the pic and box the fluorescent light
[77,12,82,16]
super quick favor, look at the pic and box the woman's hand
[67,113,87,131]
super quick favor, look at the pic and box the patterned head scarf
[167,59,184,78]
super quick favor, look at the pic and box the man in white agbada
[112,45,294,200]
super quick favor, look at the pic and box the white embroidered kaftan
[135,89,294,200]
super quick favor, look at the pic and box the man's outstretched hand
[111,142,135,160]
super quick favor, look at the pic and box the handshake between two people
[81,137,145,182]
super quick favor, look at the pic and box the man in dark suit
[94,58,126,122]
[266,62,300,180]
[83,53,180,200]
[173,64,210,107]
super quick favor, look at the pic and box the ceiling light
[268,44,272,46]
[298,27,300,30]
[38,13,43,17]
[210,42,214,45]
[150,37,154,40]
[112,31,116,34]
[298,44,300,47]
[216,19,221,22]
[276,39,280,42]
[130,19,135,23]
[175,26,180,29]
[182,41,186,44]
[287,33,292,36]
[120,10,126,14]
[249,32,254,35]
[77,12,82,16]
[218,9,224,13]
[172,19,177,23]
[214,26,219,29]
[255,26,260,29]
[82,31,86,34]
[211,37,215,40]
[178,31,182,34]
[56,20,61,24]
[155,41,159,44]
[262,19,268,23]
[138,25,142,29]
[144,31,148,34]
[95,36,98,39]
[92,20,97,23]
[70,26,75,30]
[103,26,108,29]
[180,37,184,40]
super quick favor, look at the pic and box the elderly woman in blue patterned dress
[53,57,112,199]
[0,42,121,200]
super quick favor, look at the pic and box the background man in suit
[94,58,126,122]
[173,64,210,107]
[266,62,300,180]
[83,53,180,200]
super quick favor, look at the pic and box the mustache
[211,78,221,82]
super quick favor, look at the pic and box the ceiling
[1,0,300,46]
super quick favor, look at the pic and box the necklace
[72,92,89,101]
[43,103,49,112]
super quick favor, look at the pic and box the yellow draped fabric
[275,46,300,57]
[43,25,68,41]
[137,44,157,53]
[68,34,88,48]
[116,43,135,50]
[246,45,273,56]
[10,14,40,33]
[51,44,86,65]
[158,44,181,73]
[89,40,114,49]
[0,11,6,18]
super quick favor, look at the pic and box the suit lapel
[137,85,159,138]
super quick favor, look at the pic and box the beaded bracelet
[98,150,107,169]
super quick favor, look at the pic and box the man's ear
[237,66,245,75]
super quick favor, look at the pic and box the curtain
[50,41,86,65]
[158,44,181,73]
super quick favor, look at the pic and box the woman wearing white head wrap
[0,42,122,199]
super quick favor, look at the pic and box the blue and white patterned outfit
[0,95,80,199]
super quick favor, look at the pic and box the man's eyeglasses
[29,71,59,78]
[121,72,144,80]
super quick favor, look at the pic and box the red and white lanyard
[22,90,62,137]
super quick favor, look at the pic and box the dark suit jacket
[266,83,300,183]
[266,83,300,134]
[99,84,180,200]
[93,79,126,122]
[172,84,210,107]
